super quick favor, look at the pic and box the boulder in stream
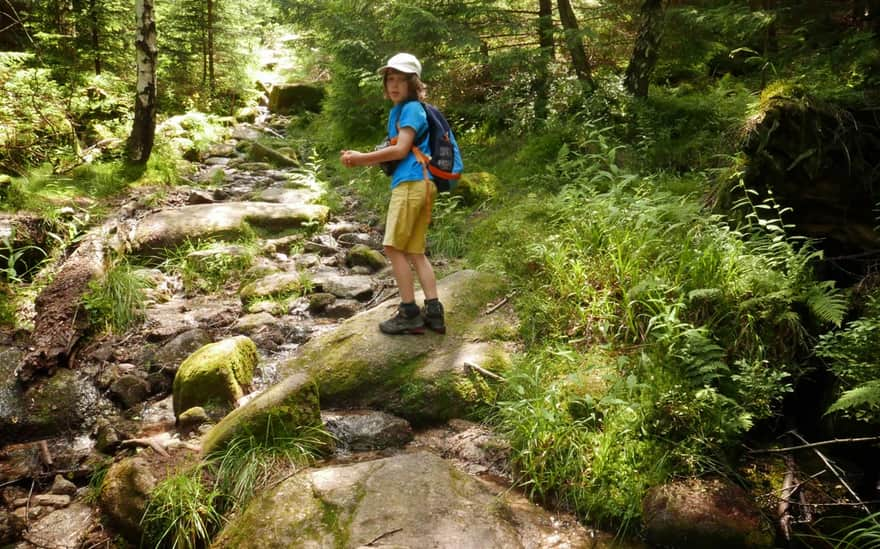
[172,335,258,419]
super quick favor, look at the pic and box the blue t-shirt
[387,101,431,188]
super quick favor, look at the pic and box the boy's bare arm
[341,127,416,168]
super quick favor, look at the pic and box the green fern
[825,380,880,419]
[803,280,847,327]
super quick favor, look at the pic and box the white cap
[377,53,422,77]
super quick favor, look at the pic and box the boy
[340,53,445,335]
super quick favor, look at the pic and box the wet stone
[303,234,338,255]
[50,474,78,496]
[322,410,413,452]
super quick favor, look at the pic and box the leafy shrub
[816,290,880,424]
[485,122,845,530]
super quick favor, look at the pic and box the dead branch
[120,437,170,458]
[484,294,512,315]
[749,435,880,454]
[778,455,796,540]
[364,528,403,546]
[789,430,871,515]
[463,361,506,382]
[38,440,53,467]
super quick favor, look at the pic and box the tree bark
[533,0,555,120]
[20,231,111,380]
[556,0,595,89]
[624,0,667,97]
[126,0,157,165]
[207,0,215,96]
[90,0,101,74]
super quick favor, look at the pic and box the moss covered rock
[267,83,325,114]
[212,451,598,548]
[345,244,386,272]
[172,336,258,419]
[454,172,499,205]
[200,372,324,455]
[98,457,157,543]
[273,269,515,424]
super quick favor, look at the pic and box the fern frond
[804,281,848,327]
[825,380,880,416]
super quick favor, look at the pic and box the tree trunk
[556,0,595,89]
[90,0,101,74]
[624,0,667,97]
[534,0,555,120]
[126,0,157,165]
[207,0,215,96]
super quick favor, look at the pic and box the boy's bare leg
[385,246,415,302]
[408,253,438,300]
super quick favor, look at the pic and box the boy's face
[384,70,410,104]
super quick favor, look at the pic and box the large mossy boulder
[200,372,324,455]
[267,83,325,114]
[642,477,775,549]
[278,269,514,424]
[172,336,258,419]
[454,172,499,205]
[212,451,606,549]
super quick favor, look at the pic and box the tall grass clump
[487,122,846,531]
[140,471,223,549]
[82,259,152,333]
[141,417,329,547]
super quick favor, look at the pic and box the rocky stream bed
[0,106,781,549]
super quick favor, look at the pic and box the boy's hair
[382,70,427,101]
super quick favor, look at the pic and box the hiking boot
[423,299,446,334]
[379,304,425,335]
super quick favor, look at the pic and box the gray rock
[50,474,78,496]
[323,299,361,319]
[130,201,328,254]
[303,234,339,255]
[213,452,594,549]
[310,270,374,300]
[231,125,263,141]
[20,502,93,549]
[153,329,212,370]
[109,374,151,409]
[256,187,321,205]
[322,410,413,451]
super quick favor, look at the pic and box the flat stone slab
[128,202,329,254]
[213,451,595,549]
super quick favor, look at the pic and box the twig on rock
[364,528,403,546]
[463,361,506,382]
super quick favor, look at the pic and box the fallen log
[19,228,114,380]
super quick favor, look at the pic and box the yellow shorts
[383,180,436,254]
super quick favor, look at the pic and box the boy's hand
[340,150,364,168]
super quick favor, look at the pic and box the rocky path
[0,110,623,548]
